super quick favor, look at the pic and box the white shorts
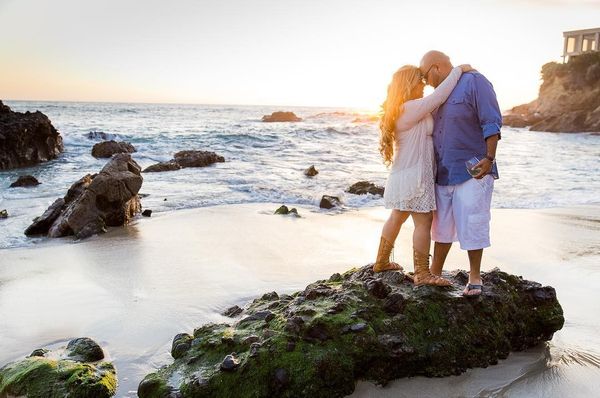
[432,175,494,250]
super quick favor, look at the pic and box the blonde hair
[379,65,422,167]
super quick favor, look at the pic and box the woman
[373,63,471,286]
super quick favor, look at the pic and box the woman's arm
[397,66,464,130]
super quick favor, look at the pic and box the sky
[1,0,599,111]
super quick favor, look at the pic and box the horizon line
[3,98,380,112]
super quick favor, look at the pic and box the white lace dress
[383,66,463,212]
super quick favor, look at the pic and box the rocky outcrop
[9,175,41,188]
[25,153,143,239]
[143,151,224,172]
[92,140,136,158]
[320,195,341,209]
[262,111,302,122]
[346,181,384,196]
[304,165,318,177]
[0,209,7,219]
[503,52,600,132]
[0,337,117,397]
[0,100,63,170]
[138,265,564,397]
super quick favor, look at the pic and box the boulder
[0,100,63,170]
[138,265,563,397]
[304,165,318,177]
[320,195,341,209]
[0,209,7,219]
[0,337,117,398]
[142,209,152,217]
[174,150,225,168]
[66,337,105,362]
[9,175,40,188]
[87,131,117,141]
[91,140,136,158]
[262,111,302,122]
[143,151,224,172]
[143,160,182,173]
[25,153,143,239]
[346,181,384,196]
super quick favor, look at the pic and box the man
[419,50,501,296]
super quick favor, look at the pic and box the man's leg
[431,184,457,276]
[466,249,483,295]
[454,175,494,295]
[431,242,452,276]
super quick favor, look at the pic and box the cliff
[503,52,600,133]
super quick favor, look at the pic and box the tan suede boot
[412,248,452,286]
[373,236,403,272]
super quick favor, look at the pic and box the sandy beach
[1,203,599,396]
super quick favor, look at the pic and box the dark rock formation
[143,160,182,173]
[66,337,105,362]
[174,151,225,168]
[274,205,299,217]
[346,181,384,196]
[262,111,302,122]
[223,305,244,317]
[92,140,136,158]
[304,165,318,177]
[9,175,40,188]
[0,100,63,170]
[143,151,224,172]
[25,153,143,239]
[0,209,7,219]
[142,209,152,217]
[503,52,600,132]
[0,337,117,397]
[320,195,341,209]
[87,131,117,141]
[138,265,563,397]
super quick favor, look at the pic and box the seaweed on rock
[139,265,564,398]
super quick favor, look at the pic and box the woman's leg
[382,209,410,243]
[411,211,451,286]
[411,211,433,254]
[374,210,409,272]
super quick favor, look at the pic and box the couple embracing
[373,50,501,297]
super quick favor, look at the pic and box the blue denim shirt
[433,71,502,186]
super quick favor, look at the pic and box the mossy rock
[0,338,117,398]
[138,265,564,397]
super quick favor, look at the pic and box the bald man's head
[419,50,453,88]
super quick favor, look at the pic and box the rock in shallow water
[320,195,341,209]
[91,140,136,158]
[346,181,384,196]
[0,337,116,397]
[261,111,302,122]
[138,265,564,397]
[24,153,143,239]
[143,151,224,172]
[9,175,41,188]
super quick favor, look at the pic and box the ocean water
[1,100,599,249]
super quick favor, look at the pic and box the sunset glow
[1,0,599,110]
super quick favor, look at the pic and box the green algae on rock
[0,338,117,398]
[138,265,564,398]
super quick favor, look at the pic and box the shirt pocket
[446,97,469,119]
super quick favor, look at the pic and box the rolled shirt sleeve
[471,74,502,140]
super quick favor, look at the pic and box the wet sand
[1,204,599,397]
